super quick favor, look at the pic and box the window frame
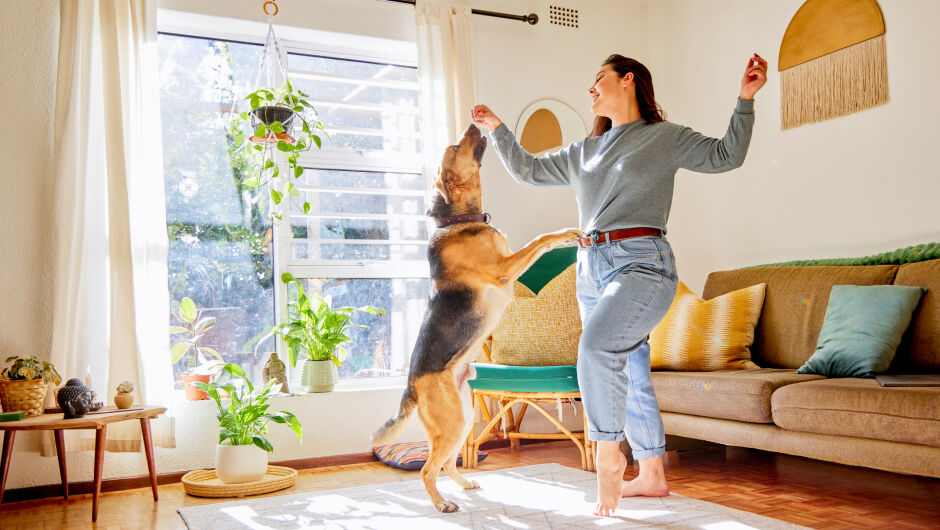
[158,10,430,390]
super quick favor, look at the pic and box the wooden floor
[0,442,937,529]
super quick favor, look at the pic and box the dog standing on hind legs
[371,123,582,513]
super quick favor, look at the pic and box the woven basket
[181,465,297,498]
[0,379,48,417]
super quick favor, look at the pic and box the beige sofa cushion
[702,265,898,368]
[651,369,824,423]
[771,378,940,447]
[892,259,940,371]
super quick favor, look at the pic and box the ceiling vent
[549,5,579,28]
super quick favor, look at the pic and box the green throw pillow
[797,285,926,378]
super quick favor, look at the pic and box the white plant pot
[301,359,337,393]
[215,443,268,484]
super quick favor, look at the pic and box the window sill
[171,375,408,406]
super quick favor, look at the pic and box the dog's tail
[371,387,418,445]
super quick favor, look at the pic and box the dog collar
[435,212,491,228]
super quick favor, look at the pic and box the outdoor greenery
[194,363,302,451]
[272,272,386,368]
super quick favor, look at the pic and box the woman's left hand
[739,53,768,100]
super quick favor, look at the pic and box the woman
[472,53,768,516]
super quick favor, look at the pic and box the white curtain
[415,0,479,185]
[44,0,174,454]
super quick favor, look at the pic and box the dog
[371,123,582,512]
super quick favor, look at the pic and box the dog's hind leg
[415,373,470,512]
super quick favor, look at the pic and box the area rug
[178,463,806,529]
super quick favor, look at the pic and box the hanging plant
[232,79,328,221]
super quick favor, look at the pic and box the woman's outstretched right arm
[472,104,573,187]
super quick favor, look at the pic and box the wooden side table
[0,405,166,522]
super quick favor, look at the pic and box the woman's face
[589,64,633,117]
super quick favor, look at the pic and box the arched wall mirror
[514,100,587,157]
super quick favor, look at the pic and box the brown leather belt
[577,227,662,248]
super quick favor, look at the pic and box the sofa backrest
[702,265,898,368]
[892,259,940,371]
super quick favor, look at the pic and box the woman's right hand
[472,104,502,131]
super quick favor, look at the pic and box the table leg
[54,429,68,499]
[140,418,158,501]
[92,425,107,522]
[0,430,15,504]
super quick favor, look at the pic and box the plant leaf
[170,342,191,363]
[252,435,274,452]
[201,346,224,362]
[169,326,189,334]
[180,298,197,323]
[193,316,216,334]
[270,189,283,204]
[269,121,285,134]
[303,201,311,214]
[254,124,267,138]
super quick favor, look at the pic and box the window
[158,29,428,385]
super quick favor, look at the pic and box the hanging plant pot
[251,105,295,128]
[249,106,297,145]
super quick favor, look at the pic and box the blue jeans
[575,234,678,460]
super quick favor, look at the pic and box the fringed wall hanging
[778,0,888,130]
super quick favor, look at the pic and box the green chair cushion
[469,364,579,392]
[517,247,577,294]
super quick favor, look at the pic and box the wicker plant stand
[181,465,297,498]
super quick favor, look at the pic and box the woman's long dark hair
[590,54,665,136]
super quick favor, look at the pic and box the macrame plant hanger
[231,0,294,145]
[778,0,889,130]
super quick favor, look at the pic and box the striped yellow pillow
[490,264,580,366]
[650,281,765,371]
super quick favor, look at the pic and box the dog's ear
[434,167,451,204]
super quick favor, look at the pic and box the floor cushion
[373,441,487,470]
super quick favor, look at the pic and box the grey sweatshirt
[490,98,755,234]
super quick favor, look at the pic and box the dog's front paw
[436,500,460,513]
[463,480,480,490]
[553,228,583,245]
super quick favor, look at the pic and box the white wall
[645,0,940,295]
[0,0,644,489]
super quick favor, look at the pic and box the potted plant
[194,363,302,484]
[170,297,225,400]
[0,355,62,416]
[231,79,328,221]
[114,380,134,409]
[272,273,385,392]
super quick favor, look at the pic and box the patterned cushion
[649,281,766,371]
[490,264,580,366]
[373,441,487,470]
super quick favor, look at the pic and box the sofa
[651,257,940,478]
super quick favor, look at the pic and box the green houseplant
[0,355,62,417]
[170,297,225,400]
[232,79,328,221]
[194,363,302,484]
[272,272,385,392]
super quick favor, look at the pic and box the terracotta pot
[181,374,211,400]
[114,392,134,409]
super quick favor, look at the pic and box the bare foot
[620,471,669,498]
[594,448,627,516]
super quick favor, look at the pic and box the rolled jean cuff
[588,430,626,443]
[631,446,665,461]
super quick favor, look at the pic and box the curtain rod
[382,0,539,25]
